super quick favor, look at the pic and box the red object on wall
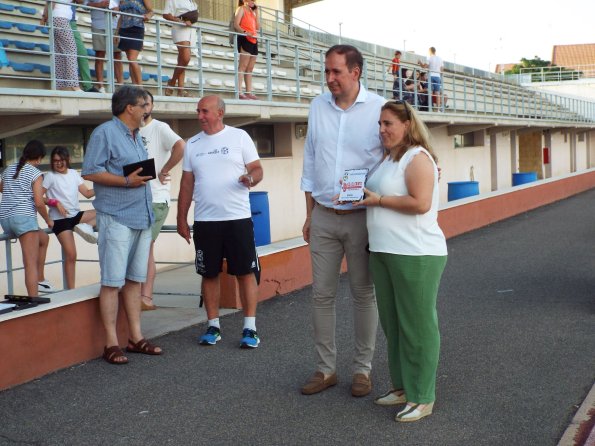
[543,147,550,164]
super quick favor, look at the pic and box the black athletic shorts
[52,211,84,236]
[237,35,258,56]
[193,218,260,283]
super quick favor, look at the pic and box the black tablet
[123,158,156,179]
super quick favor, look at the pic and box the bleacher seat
[207,78,222,87]
[17,6,37,15]
[0,3,14,11]
[16,23,37,32]
[0,20,12,29]
[33,63,50,74]
[10,61,34,72]
[15,41,36,50]
[37,25,49,34]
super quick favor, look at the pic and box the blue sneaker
[240,328,260,349]
[199,326,221,345]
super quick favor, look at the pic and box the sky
[292,0,595,72]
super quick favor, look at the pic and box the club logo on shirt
[221,147,229,155]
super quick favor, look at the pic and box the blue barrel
[249,191,271,247]
[447,181,479,201]
[512,172,537,186]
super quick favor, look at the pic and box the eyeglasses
[134,102,149,108]
[392,100,411,120]
[51,158,65,164]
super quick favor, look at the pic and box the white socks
[208,318,220,329]
[243,317,256,331]
[208,317,256,331]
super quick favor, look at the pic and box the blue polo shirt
[82,116,154,230]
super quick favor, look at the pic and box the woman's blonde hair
[381,101,438,163]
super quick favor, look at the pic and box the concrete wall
[2,123,594,296]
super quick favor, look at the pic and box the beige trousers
[309,204,378,375]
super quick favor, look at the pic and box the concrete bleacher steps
[0,0,321,103]
[1,0,592,120]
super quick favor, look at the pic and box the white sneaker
[74,223,98,244]
[38,280,55,292]
[374,389,406,406]
[98,86,106,93]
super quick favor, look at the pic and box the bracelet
[378,196,383,207]
[47,198,58,207]
[124,175,130,187]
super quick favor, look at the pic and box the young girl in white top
[43,146,97,289]
[0,140,53,296]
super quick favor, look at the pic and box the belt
[315,201,365,215]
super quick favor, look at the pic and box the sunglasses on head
[392,100,411,120]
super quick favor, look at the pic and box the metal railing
[0,0,594,123]
[0,224,188,295]
[519,64,595,83]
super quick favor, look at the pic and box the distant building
[494,63,516,74]
[551,43,595,69]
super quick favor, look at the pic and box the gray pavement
[1,189,594,446]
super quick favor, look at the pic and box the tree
[505,56,580,81]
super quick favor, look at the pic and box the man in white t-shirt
[139,90,185,310]
[177,95,264,349]
[418,47,444,110]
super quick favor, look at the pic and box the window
[240,124,275,158]
[454,131,485,148]
[1,126,90,172]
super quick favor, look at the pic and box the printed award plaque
[338,168,368,202]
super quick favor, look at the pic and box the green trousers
[70,21,92,91]
[370,252,447,403]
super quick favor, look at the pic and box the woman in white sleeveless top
[355,100,447,422]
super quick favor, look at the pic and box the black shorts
[118,26,144,52]
[193,218,260,283]
[237,35,258,56]
[52,211,84,236]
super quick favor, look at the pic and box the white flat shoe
[396,402,434,422]
[374,389,406,406]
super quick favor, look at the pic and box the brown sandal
[141,295,156,311]
[126,338,162,355]
[103,346,129,365]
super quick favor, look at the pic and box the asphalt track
[1,189,594,446]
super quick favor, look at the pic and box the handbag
[179,9,198,23]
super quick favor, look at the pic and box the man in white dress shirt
[300,44,386,397]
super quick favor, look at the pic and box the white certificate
[338,168,368,202]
